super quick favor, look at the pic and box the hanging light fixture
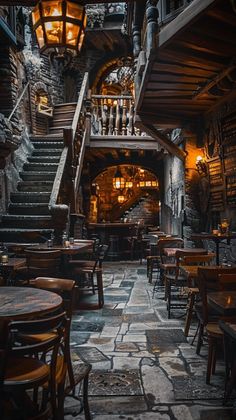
[117,194,125,204]
[32,0,86,63]
[113,167,125,190]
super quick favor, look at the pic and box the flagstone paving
[65,261,235,419]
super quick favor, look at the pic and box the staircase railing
[8,81,30,122]
[48,72,90,239]
[91,94,142,137]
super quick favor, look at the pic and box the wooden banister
[8,81,29,121]
[48,72,90,237]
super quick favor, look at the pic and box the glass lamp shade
[118,195,125,204]
[32,0,86,55]
[113,167,125,190]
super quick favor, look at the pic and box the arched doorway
[88,165,160,225]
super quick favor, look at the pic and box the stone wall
[162,135,185,236]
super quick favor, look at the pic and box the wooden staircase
[0,103,77,244]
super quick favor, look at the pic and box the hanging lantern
[117,194,125,204]
[113,167,125,190]
[32,0,86,61]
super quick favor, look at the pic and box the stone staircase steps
[23,162,58,172]
[0,102,75,244]
[2,215,52,229]
[31,141,64,149]
[10,192,51,203]
[28,156,60,163]
[48,126,71,135]
[20,171,56,182]
[17,181,53,192]
[9,203,50,215]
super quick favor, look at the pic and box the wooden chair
[28,277,92,420]
[164,249,210,319]
[14,249,62,284]
[150,237,184,288]
[196,267,236,384]
[2,311,66,419]
[68,244,109,308]
[219,319,236,405]
[181,253,216,337]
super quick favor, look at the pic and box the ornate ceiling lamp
[32,0,86,63]
[113,167,125,190]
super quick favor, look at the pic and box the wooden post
[146,0,159,53]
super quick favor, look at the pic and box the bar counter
[88,222,136,259]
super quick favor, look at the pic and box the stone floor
[65,261,235,419]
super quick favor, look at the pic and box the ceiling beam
[135,117,186,161]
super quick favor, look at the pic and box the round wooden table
[0,287,62,320]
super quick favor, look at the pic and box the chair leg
[184,292,195,337]
[96,270,104,308]
[206,335,214,384]
[82,371,91,420]
[196,322,204,355]
[167,279,171,319]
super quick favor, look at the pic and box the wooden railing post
[146,0,159,54]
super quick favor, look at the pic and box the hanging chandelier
[113,167,125,190]
[32,0,86,62]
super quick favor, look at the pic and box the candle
[64,240,70,248]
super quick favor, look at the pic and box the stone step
[28,156,60,163]
[31,141,64,149]
[9,203,50,215]
[30,135,63,142]
[0,228,52,243]
[10,192,51,203]
[20,172,56,182]
[23,162,58,172]
[17,181,53,192]
[32,149,62,157]
[1,215,52,229]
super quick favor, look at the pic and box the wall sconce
[196,155,208,175]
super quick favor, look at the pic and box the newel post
[146,0,159,53]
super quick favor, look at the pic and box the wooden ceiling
[83,147,165,181]
[136,0,236,129]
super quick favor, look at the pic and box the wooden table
[208,291,236,316]
[28,241,94,255]
[0,286,62,320]
[191,233,236,265]
[0,257,26,286]
[163,247,206,258]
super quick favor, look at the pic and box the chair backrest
[25,249,62,277]
[30,277,76,320]
[181,253,215,266]
[8,311,67,357]
[197,266,236,324]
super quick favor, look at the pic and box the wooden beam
[135,117,186,161]
[90,138,160,151]
[158,0,218,49]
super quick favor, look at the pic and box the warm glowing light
[227,296,232,305]
[32,0,86,58]
[118,195,125,204]
[125,181,133,188]
[113,167,125,190]
[196,155,203,163]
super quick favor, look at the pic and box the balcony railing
[91,95,142,137]
[159,0,194,25]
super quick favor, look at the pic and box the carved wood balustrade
[91,94,141,137]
